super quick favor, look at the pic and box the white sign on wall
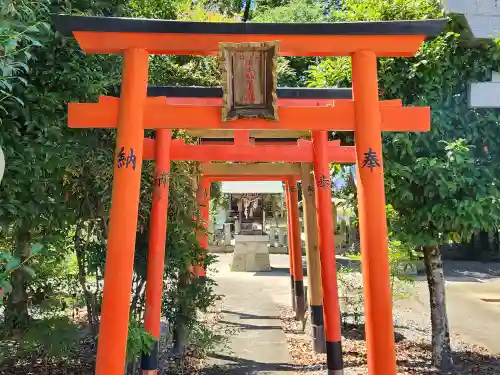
[469,71,500,108]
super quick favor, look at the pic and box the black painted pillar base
[198,274,207,284]
[310,305,326,353]
[326,340,344,375]
[290,275,296,311]
[312,324,326,353]
[294,280,306,321]
[327,370,344,375]
[141,340,159,373]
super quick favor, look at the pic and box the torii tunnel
[52,13,446,375]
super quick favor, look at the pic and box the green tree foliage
[0,0,220,369]
[252,0,334,86]
[6,0,498,371]
[0,0,122,329]
[196,0,245,17]
[0,0,48,115]
[256,0,291,8]
[253,0,326,23]
[309,0,500,248]
[308,0,500,369]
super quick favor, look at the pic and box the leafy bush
[0,316,80,363]
[340,230,417,327]
[126,320,155,362]
[0,243,43,305]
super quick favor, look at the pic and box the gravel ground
[279,303,500,375]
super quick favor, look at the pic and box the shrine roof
[51,14,446,57]
[145,86,352,99]
[52,14,445,37]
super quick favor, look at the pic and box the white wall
[442,0,500,39]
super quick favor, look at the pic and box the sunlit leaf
[5,258,20,272]
[30,243,43,254]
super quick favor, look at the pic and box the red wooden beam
[200,140,299,145]
[68,97,428,132]
[233,130,250,145]
[173,139,312,162]
[143,138,355,163]
[164,97,336,106]
[199,139,341,146]
[207,176,292,181]
[73,32,426,57]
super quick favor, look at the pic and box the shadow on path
[439,261,500,282]
[221,310,280,320]
[340,322,406,343]
[202,353,298,375]
[220,320,282,331]
[252,267,293,277]
[252,260,360,278]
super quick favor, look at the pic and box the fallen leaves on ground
[278,307,500,375]
[0,304,223,375]
[0,336,95,375]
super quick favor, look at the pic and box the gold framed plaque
[219,41,279,122]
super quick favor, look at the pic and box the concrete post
[224,223,232,246]
[278,227,286,247]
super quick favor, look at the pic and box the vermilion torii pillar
[53,14,445,375]
[352,51,396,375]
[285,181,296,312]
[312,131,344,374]
[300,162,326,354]
[141,129,172,375]
[285,177,305,321]
[95,48,149,375]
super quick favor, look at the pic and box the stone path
[203,254,296,374]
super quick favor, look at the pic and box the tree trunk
[75,220,99,336]
[5,227,31,330]
[423,244,454,370]
[130,277,145,319]
[242,0,252,22]
[173,269,190,359]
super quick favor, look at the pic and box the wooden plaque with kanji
[220,41,279,122]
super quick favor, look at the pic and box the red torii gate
[143,137,344,370]
[142,134,350,373]
[140,92,356,372]
[52,14,446,375]
[142,135,356,317]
